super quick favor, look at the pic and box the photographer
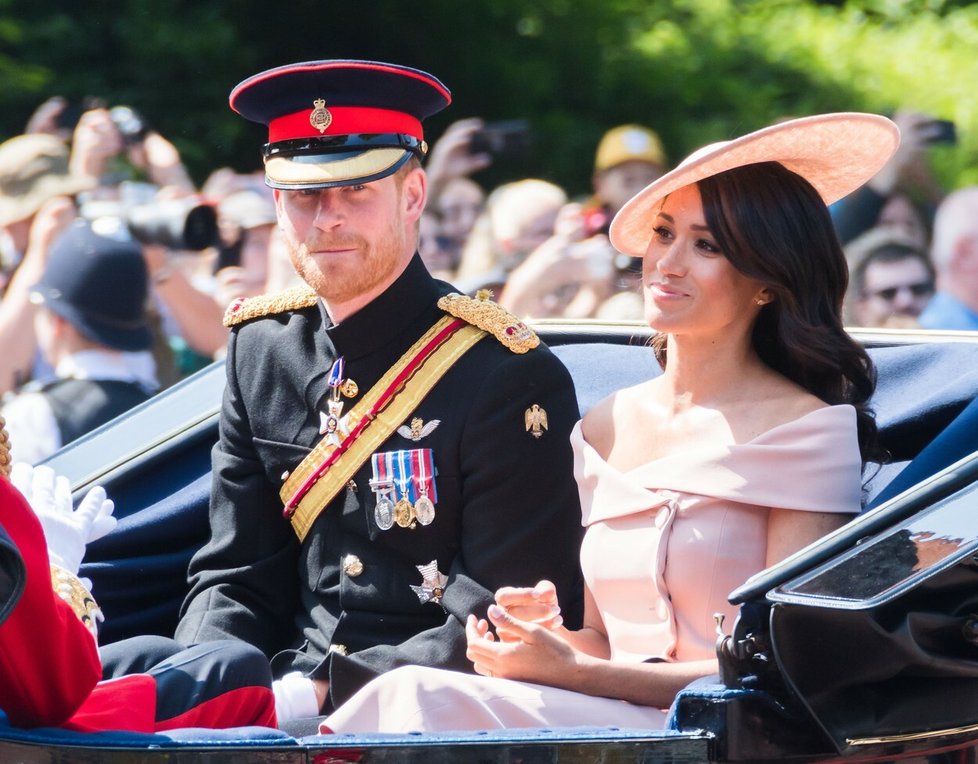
[68,104,195,194]
[66,101,229,371]
[830,109,948,248]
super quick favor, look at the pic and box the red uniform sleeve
[0,478,102,728]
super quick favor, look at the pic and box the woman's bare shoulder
[581,381,655,459]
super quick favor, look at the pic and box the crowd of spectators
[0,97,974,463]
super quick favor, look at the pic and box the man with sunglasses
[100,60,585,725]
[851,234,935,328]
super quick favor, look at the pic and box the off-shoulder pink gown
[322,405,861,733]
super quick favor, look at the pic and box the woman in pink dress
[320,112,899,733]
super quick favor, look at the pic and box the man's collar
[324,254,439,358]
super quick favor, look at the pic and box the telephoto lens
[125,198,219,251]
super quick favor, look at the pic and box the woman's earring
[755,298,766,306]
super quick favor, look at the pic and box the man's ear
[402,167,427,223]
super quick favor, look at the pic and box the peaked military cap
[230,59,452,190]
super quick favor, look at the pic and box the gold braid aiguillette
[437,291,539,354]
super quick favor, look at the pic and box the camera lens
[109,105,148,144]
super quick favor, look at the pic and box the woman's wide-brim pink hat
[608,112,900,257]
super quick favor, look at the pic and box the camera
[81,196,220,252]
[109,105,150,146]
[468,119,532,158]
[924,119,956,145]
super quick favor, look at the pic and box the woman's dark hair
[651,160,883,466]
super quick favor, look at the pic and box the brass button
[343,554,364,578]
[329,644,348,656]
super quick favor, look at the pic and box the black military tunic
[176,255,584,710]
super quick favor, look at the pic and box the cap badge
[310,98,332,134]
[525,404,549,439]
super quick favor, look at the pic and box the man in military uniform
[165,60,584,721]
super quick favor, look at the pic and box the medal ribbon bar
[281,315,484,541]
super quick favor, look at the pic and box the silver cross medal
[319,357,351,447]
[410,560,448,606]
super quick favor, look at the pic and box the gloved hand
[272,671,320,725]
[9,462,117,575]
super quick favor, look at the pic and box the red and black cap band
[230,59,450,188]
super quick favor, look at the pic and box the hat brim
[31,287,153,352]
[264,147,412,190]
[608,112,900,258]
[0,173,95,227]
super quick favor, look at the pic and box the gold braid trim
[223,285,320,328]
[437,291,539,354]
[0,416,10,479]
[51,565,101,640]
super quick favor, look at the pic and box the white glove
[9,462,117,575]
[272,672,320,725]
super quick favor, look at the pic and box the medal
[410,560,449,607]
[319,358,352,445]
[375,496,395,530]
[411,448,437,526]
[370,453,396,531]
[393,450,416,528]
[394,497,415,528]
[414,496,435,526]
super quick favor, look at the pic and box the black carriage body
[3,322,978,763]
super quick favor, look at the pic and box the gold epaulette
[51,565,101,640]
[437,291,539,354]
[223,286,320,328]
[0,416,10,479]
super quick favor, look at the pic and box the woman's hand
[465,606,586,688]
[492,579,563,638]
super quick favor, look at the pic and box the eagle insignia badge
[525,404,548,439]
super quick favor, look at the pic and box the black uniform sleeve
[326,344,584,708]
[175,329,301,657]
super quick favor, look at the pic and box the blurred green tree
[0,0,974,195]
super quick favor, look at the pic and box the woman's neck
[656,332,766,410]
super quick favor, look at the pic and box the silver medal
[374,495,395,530]
[414,495,436,526]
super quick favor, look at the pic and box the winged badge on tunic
[398,417,441,441]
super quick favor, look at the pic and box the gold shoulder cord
[1,416,101,638]
[437,291,539,354]
[223,285,320,328]
[50,565,101,641]
[0,415,11,479]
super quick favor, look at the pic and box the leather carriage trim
[437,291,539,354]
[223,285,320,328]
[281,315,486,542]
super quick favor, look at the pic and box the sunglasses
[864,281,934,302]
